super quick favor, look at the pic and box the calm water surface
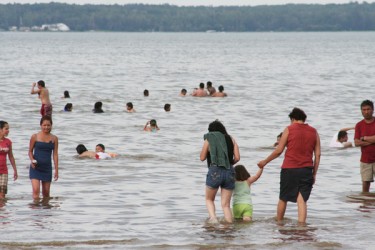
[0,32,375,249]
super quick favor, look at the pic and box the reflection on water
[277,222,317,243]
[0,32,375,248]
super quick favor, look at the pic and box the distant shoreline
[1,2,375,32]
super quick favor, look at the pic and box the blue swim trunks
[206,165,235,190]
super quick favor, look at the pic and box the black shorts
[279,167,314,203]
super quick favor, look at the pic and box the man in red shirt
[354,100,375,193]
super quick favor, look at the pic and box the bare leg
[205,186,218,221]
[221,188,233,223]
[277,199,287,222]
[297,192,307,223]
[31,179,40,200]
[41,181,51,198]
[362,181,370,193]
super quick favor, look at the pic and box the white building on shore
[9,23,70,32]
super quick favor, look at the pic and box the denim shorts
[206,165,235,190]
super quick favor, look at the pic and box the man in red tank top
[258,108,321,224]
[354,100,375,193]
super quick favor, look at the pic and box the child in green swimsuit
[232,165,263,221]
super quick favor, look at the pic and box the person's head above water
[63,90,70,98]
[64,103,73,111]
[76,144,88,154]
[96,143,105,152]
[150,119,157,126]
[164,103,171,112]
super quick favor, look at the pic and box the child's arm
[246,167,263,185]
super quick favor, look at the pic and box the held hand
[257,160,266,169]
[32,82,36,87]
[30,162,36,169]
[54,172,58,181]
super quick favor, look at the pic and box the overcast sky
[0,0,362,6]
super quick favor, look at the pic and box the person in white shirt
[329,127,354,148]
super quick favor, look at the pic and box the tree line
[1,2,375,31]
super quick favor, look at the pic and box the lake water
[0,31,374,249]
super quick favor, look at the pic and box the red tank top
[281,123,317,169]
[0,138,12,174]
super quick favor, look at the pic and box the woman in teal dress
[28,116,59,200]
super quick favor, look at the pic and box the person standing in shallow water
[29,116,59,200]
[200,120,240,223]
[354,100,375,193]
[0,121,18,199]
[31,80,53,117]
[258,107,321,224]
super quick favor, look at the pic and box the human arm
[247,167,263,185]
[28,134,37,169]
[339,127,355,132]
[232,137,240,164]
[200,139,209,161]
[258,127,288,168]
[8,144,17,181]
[53,136,59,181]
[362,135,375,144]
[30,82,40,94]
[108,152,118,158]
[354,124,373,146]
[144,121,150,131]
[354,138,372,147]
[313,132,321,184]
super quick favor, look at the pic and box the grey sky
[0,0,361,6]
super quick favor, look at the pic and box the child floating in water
[232,164,263,222]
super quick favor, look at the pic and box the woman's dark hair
[93,101,104,113]
[64,90,70,98]
[208,120,228,135]
[40,115,52,125]
[234,165,250,181]
[288,107,307,122]
[76,144,88,154]
[218,85,224,92]
[94,101,102,109]
[144,89,149,96]
[0,121,8,129]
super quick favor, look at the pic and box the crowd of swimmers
[1,80,374,227]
